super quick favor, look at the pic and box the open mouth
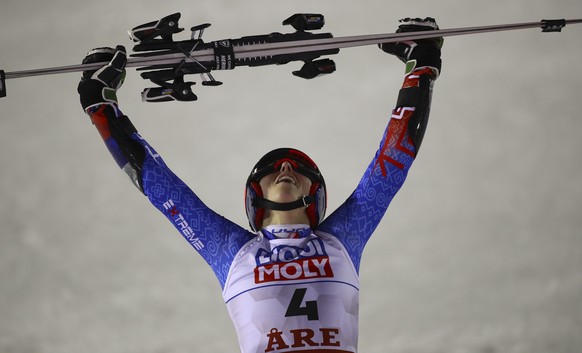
[276,175,297,185]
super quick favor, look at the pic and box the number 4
[285,288,319,321]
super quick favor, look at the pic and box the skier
[77,17,443,353]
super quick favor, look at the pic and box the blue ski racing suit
[79,43,440,353]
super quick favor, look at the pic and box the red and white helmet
[245,148,327,232]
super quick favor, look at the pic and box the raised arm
[77,46,253,287]
[317,18,443,271]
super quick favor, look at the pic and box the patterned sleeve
[86,103,254,287]
[136,136,255,287]
[317,67,438,272]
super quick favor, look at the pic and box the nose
[280,161,294,173]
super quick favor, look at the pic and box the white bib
[223,226,360,353]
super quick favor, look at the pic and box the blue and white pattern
[131,107,416,284]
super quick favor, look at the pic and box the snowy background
[1,0,581,352]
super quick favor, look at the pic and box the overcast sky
[1,1,581,352]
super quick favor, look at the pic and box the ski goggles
[248,148,323,183]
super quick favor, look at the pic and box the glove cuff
[405,60,441,78]
[78,79,118,113]
[406,43,442,75]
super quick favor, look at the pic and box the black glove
[77,45,127,112]
[380,17,443,75]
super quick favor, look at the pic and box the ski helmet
[245,148,327,232]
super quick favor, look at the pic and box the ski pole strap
[0,70,6,98]
[541,19,566,32]
[214,39,235,70]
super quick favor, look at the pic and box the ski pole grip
[0,70,6,98]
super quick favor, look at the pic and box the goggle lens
[251,154,321,183]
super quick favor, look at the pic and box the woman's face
[259,160,312,203]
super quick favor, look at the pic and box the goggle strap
[251,165,321,183]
